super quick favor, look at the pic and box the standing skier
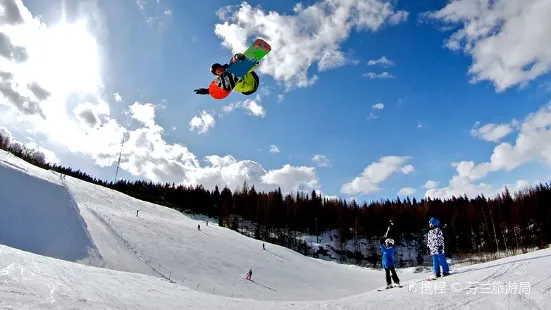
[380,237,400,288]
[246,269,252,280]
[427,217,450,277]
[380,220,400,288]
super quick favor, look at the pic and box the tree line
[1,132,550,267]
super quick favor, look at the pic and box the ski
[377,284,403,291]
[426,273,454,281]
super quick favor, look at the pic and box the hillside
[0,149,402,301]
[1,149,550,309]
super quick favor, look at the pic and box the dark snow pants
[385,267,400,285]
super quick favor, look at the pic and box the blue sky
[1,0,551,204]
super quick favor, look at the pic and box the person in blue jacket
[427,217,450,277]
[380,237,400,288]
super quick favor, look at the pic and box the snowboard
[226,38,271,78]
[208,38,271,99]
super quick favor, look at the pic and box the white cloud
[402,164,414,174]
[367,112,378,120]
[312,154,330,167]
[214,1,408,90]
[369,103,385,119]
[367,56,395,67]
[136,0,147,11]
[398,187,416,196]
[0,0,321,196]
[427,101,551,199]
[341,156,414,195]
[129,102,156,128]
[136,0,172,31]
[364,72,394,79]
[423,0,551,92]
[262,164,319,193]
[113,92,122,102]
[269,145,280,153]
[470,120,519,142]
[422,180,439,189]
[223,96,265,118]
[189,111,215,134]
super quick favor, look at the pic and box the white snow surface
[0,150,550,309]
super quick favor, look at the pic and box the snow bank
[0,161,101,265]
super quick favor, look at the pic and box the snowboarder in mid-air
[380,222,400,289]
[194,53,260,98]
[428,217,450,278]
[245,269,252,280]
[193,39,270,100]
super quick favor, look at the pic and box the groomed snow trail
[0,244,550,309]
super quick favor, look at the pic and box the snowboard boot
[443,272,450,276]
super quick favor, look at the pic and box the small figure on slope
[198,224,200,231]
[194,53,260,98]
[427,217,450,278]
[262,243,265,250]
[246,269,252,280]
[380,237,400,289]
[136,210,139,217]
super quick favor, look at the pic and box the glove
[194,88,209,95]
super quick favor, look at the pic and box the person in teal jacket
[380,237,400,288]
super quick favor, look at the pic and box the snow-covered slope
[67,175,408,301]
[1,243,550,309]
[0,150,410,301]
[1,149,550,309]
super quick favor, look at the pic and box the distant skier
[246,269,252,280]
[206,221,208,226]
[428,217,450,277]
[380,237,400,288]
[198,224,200,231]
[136,210,139,217]
[262,243,265,250]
